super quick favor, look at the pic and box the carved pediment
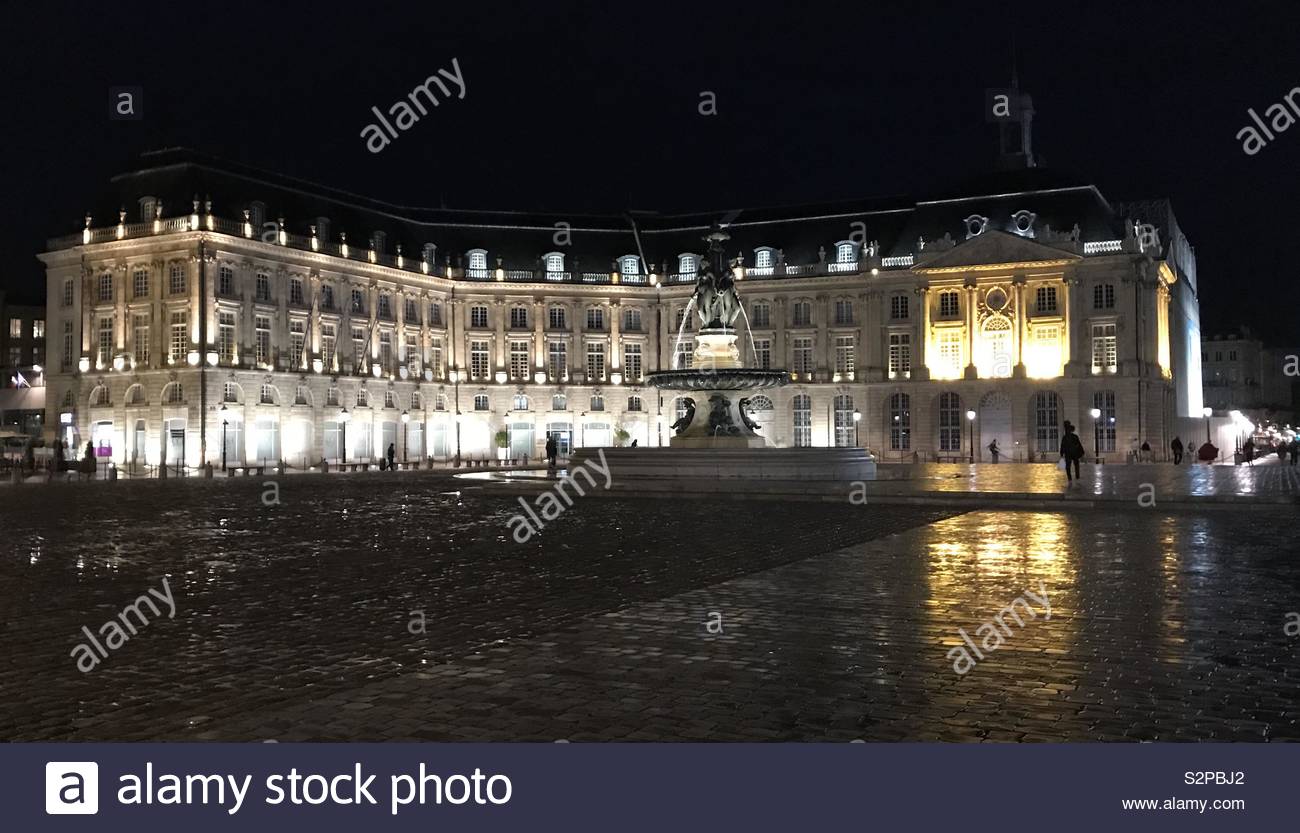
[913,230,1081,274]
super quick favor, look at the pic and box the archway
[978,391,1013,462]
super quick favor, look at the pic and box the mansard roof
[74,147,1134,271]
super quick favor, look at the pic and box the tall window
[62,321,73,370]
[888,332,911,377]
[379,331,393,371]
[428,301,442,325]
[623,343,642,381]
[890,295,909,319]
[754,338,771,369]
[939,291,960,317]
[405,299,419,323]
[470,305,488,328]
[510,307,528,329]
[406,333,420,375]
[1030,325,1062,378]
[1034,392,1060,452]
[1035,285,1059,314]
[255,273,270,302]
[673,308,693,332]
[938,392,961,451]
[224,382,239,403]
[168,264,186,295]
[751,303,770,327]
[430,338,444,378]
[792,337,813,375]
[352,327,367,367]
[1093,283,1115,309]
[1091,323,1117,374]
[290,320,306,367]
[586,342,605,382]
[470,340,490,379]
[586,307,605,330]
[792,394,812,447]
[834,299,853,325]
[133,314,150,366]
[165,383,184,404]
[218,266,234,295]
[321,284,335,311]
[548,306,567,329]
[98,273,113,302]
[833,394,854,447]
[321,323,336,369]
[1093,390,1117,452]
[510,340,530,380]
[97,316,113,366]
[378,293,392,319]
[327,387,340,406]
[623,308,642,331]
[889,392,911,451]
[936,329,963,379]
[674,340,694,370]
[169,311,187,362]
[792,301,811,327]
[351,289,365,314]
[218,312,236,363]
[548,341,567,379]
[289,278,304,306]
[63,278,74,307]
[132,268,149,298]
[834,335,855,375]
[261,384,277,405]
[255,316,271,365]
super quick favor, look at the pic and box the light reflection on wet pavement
[1,474,1296,741]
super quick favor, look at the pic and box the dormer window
[545,252,565,275]
[467,249,489,279]
[836,242,856,263]
[678,253,698,278]
[753,248,775,269]
[139,196,158,222]
[1011,210,1036,237]
[964,215,989,239]
[619,255,640,277]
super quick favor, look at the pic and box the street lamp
[401,409,410,463]
[1089,407,1101,464]
[852,409,861,447]
[220,403,228,472]
[965,409,976,464]
[339,406,350,466]
[1202,406,1212,445]
[1229,409,1243,456]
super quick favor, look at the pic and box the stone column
[964,280,978,380]
[609,299,621,373]
[494,298,508,371]
[815,292,830,379]
[533,299,545,377]
[1013,275,1028,378]
[914,286,930,381]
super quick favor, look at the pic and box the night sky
[1,0,1297,343]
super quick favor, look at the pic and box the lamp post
[339,406,350,466]
[220,403,228,472]
[1230,409,1243,457]
[1089,407,1101,464]
[1202,406,1212,445]
[965,409,976,464]
[852,409,861,447]
[401,409,410,463]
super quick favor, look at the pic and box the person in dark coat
[386,442,396,470]
[1289,437,1299,466]
[545,432,558,470]
[1170,436,1184,465]
[1242,437,1255,466]
[987,438,1000,463]
[1059,420,1085,483]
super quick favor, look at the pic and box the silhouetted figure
[1242,438,1255,466]
[630,439,638,448]
[1140,440,1152,462]
[387,442,396,470]
[545,432,558,470]
[1289,438,1299,466]
[1059,420,1085,483]
[987,439,1000,463]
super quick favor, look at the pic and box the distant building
[38,135,1203,469]
[0,290,47,436]
[1202,328,1299,421]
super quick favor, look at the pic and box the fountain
[567,227,877,497]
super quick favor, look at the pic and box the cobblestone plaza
[2,470,1297,742]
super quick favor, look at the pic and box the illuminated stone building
[38,148,1202,469]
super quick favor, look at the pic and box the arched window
[833,394,855,447]
[295,385,311,406]
[473,394,489,411]
[619,255,639,277]
[163,382,184,404]
[627,395,642,412]
[410,391,423,410]
[545,252,565,275]
[938,392,962,451]
[1033,391,1061,453]
[384,390,397,408]
[835,241,856,264]
[979,315,1014,378]
[356,389,369,408]
[1093,390,1117,452]
[792,394,812,447]
[889,392,911,451]
[552,393,567,410]
[223,382,241,403]
[126,384,145,405]
[753,247,774,269]
[89,384,110,406]
[260,384,278,405]
[467,249,489,278]
[512,394,529,410]
[678,253,697,278]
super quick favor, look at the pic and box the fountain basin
[645,368,791,391]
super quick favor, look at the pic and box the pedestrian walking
[1059,420,1085,484]
[545,432,558,470]
[1289,437,1299,466]
[986,438,1000,463]
[1242,437,1255,466]
[386,442,396,470]
[1170,436,1184,465]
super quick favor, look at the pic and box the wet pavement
[1,473,1297,741]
